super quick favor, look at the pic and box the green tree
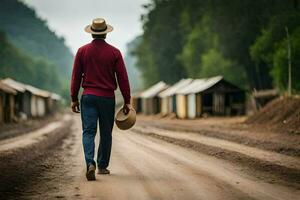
[251,9,300,92]
[200,49,246,88]
[178,16,218,77]
[134,0,187,87]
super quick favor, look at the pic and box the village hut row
[132,76,245,119]
[0,78,61,124]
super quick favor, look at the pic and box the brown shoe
[86,165,96,181]
[98,168,110,175]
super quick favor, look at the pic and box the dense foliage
[133,0,300,93]
[0,0,73,99]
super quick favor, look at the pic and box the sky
[22,0,149,54]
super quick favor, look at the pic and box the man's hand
[123,104,131,115]
[71,101,80,113]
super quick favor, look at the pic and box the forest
[133,0,300,93]
[0,0,74,100]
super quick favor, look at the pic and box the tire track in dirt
[121,130,300,200]
[133,126,300,170]
[115,131,256,200]
[131,126,300,189]
[137,119,300,157]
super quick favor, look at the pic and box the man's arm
[70,49,83,113]
[115,50,131,113]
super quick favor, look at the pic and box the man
[70,18,131,181]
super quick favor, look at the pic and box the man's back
[71,39,130,104]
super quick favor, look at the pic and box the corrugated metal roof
[177,76,223,94]
[1,78,26,93]
[25,85,51,98]
[140,81,168,98]
[158,79,193,97]
[2,78,51,98]
[0,82,17,95]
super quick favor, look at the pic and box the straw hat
[115,107,136,130]
[84,18,113,35]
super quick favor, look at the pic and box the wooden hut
[0,82,17,123]
[25,85,51,117]
[158,79,193,116]
[2,78,51,118]
[1,78,30,119]
[140,81,169,115]
[176,76,245,119]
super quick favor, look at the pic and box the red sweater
[70,39,131,104]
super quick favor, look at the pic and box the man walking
[70,18,131,181]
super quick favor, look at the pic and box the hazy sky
[22,0,149,54]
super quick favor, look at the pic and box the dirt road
[0,115,299,200]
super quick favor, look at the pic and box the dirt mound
[246,97,300,134]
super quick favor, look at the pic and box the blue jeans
[80,94,115,169]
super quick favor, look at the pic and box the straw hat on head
[115,106,136,130]
[84,18,113,35]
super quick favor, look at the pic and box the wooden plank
[196,94,202,117]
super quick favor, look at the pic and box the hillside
[0,0,73,77]
[0,32,62,93]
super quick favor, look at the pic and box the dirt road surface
[0,115,299,200]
